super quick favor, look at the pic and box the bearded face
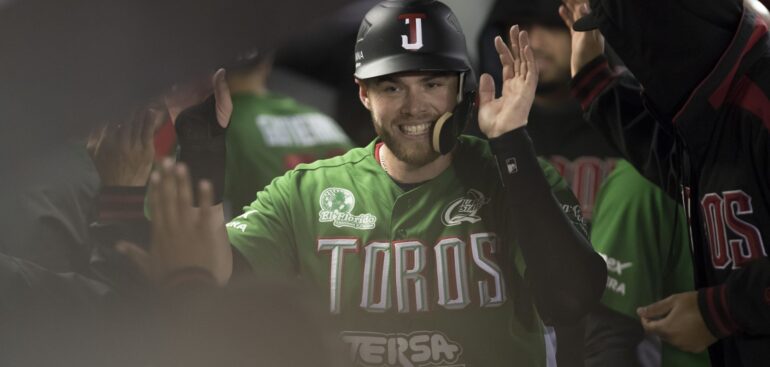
[360,71,459,168]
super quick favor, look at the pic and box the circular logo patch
[319,187,355,213]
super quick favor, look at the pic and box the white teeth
[400,123,431,135]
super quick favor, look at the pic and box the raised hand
[478,25,538,138]
[637,291,717,353]
[116,158,232,286]
[87,104,166,186]
[164,68,232,128]
[558,0,605,76]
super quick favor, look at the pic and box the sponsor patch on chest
[341,330,463,367]
[441,189,490,227]
[318,187,377,230]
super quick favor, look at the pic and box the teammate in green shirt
[590,160,710,367]
[123,1,607,366]
[224,53,353,212]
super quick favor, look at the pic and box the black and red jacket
[572,7,770,367]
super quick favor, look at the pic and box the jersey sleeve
[538,158,589,239]
[226,173,297,277]
[590,160,690,318]
[488,128,607,326]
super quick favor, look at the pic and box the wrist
[484,121,528,139]
[97,186,147,223]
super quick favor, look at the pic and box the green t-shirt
[591,160,709,367]
[227,135,584,367]
[224,92,354,212]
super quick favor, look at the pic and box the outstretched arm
[478,26,607,325]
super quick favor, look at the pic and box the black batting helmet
[354,0,477,154]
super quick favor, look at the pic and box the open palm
[478,25,538,138]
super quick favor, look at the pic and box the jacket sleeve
[489,128,607,326]
[698,257,770,337]
[584,304,645,367]
[88,186,151,290]
[0,251,112,318]
[571,55,681,198]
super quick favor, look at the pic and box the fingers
[578,3,591,17]
[522,36,537,82]
[494,36,514,81]
[509,25,521,76]
[115,240,152,279]
[175,163,194,224]
[159,158,179,228]
[148,170,164,228]
[558,5,575,30]
[212,68,233,128]
[640,314,670,339]
[86,123,108,157]
[495,25,531,81]
[519,30,530,78]
[478,73,496,107]
[197,180,215,225]
[638,295,675,320]
[141,106,165,150]
[129,109,144,149]
[561,0,582,15]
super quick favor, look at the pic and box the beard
[534,51,571,93]
[372,114,440,168]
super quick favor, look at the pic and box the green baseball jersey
[224,92,354,212]
[227,135,585,367]
[590,160,709,367]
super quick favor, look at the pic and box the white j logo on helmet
[399,13,425,50]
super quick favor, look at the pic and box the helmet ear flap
[431,89,476,154]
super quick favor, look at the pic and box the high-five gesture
[117,159,232,286]
[558,0,605,76]
[478,25,538,139]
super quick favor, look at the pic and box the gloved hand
[173,69,232,204]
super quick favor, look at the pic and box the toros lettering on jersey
[701,190,767,269]
[318,233,506,314]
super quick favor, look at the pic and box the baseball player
[560,0,770,365]
[119,0,607,366]
[223,51,354,213]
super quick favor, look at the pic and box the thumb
[212,68,233,128]
[579,3,591,17]
[558,5,575,32]
[478,73,496,107]
[638,295,675,320]
[115,240,153,279]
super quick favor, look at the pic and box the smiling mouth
[399,123,432,136]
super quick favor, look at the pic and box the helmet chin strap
[431,72,475,154]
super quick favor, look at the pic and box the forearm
[489,128,606,325]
